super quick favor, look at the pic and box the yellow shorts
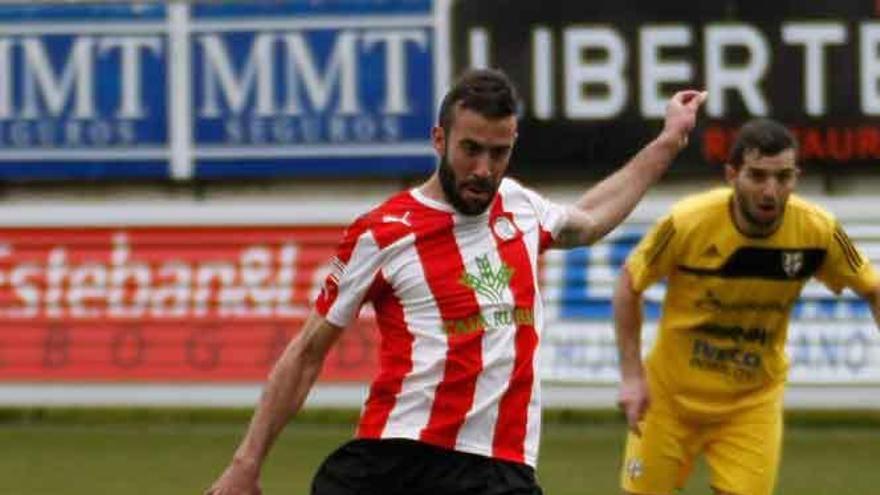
[620,401,782,495]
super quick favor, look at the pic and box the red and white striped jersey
[315,177,568,467]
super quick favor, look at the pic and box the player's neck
[418,174,446,203]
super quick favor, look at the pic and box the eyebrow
[745,165,798,172]
[459,138,512,152]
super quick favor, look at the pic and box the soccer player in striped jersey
[207,69,706,495]
[615,118,880,495]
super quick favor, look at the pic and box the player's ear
[431,125,446,156]
[724,163,738,184]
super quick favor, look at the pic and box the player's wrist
[620,360,645,380]
[655,130,686,154]
[621,369,644,381]
[231,454,262,475]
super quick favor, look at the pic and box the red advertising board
[0,226,378,381]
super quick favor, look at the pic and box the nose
[761,177,781,197]
[471,153,492,179]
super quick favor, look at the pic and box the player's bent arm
[206,311,344,495]
[553,90,706,248]
[614,267,650,434]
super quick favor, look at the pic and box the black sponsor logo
[691,339,762,368]
[695,290,794,315]
[689,338,763,382]
[693,323,770,346]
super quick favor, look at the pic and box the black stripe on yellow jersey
[677,247,826,280]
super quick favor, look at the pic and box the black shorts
[311,438,543,495]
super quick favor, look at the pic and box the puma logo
[382,211,412,227]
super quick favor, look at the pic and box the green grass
[1,415,879,494]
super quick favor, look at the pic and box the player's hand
[205,457,262,495]
[617,373,650,436]
[661,90,708,151]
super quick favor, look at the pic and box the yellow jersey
[626,188,878,417]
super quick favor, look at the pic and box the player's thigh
[620,408,698,495]
[311,439,386,495]
[312,438,543,495]
[703,413,782,495]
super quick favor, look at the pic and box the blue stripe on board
[195,156,435,179]
[0,160,168,180]
[559,300,663,320]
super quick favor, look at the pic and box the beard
[438,153,498,215]
[734,188,782,229]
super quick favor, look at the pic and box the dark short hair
[437,68,519,133]
[728,118,797,168]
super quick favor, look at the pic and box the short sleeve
[518,184,569,252]
[815,222,879,295]
[314,218,385,327]
[625,215,678,292]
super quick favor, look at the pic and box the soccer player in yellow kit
[614,118,880,495]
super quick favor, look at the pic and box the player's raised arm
[205,311,343,495]
[553,90,706,248]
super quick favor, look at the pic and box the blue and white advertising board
[0,3,169,179]
[0,1,442,181]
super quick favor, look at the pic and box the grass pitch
[1,415,879,494]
